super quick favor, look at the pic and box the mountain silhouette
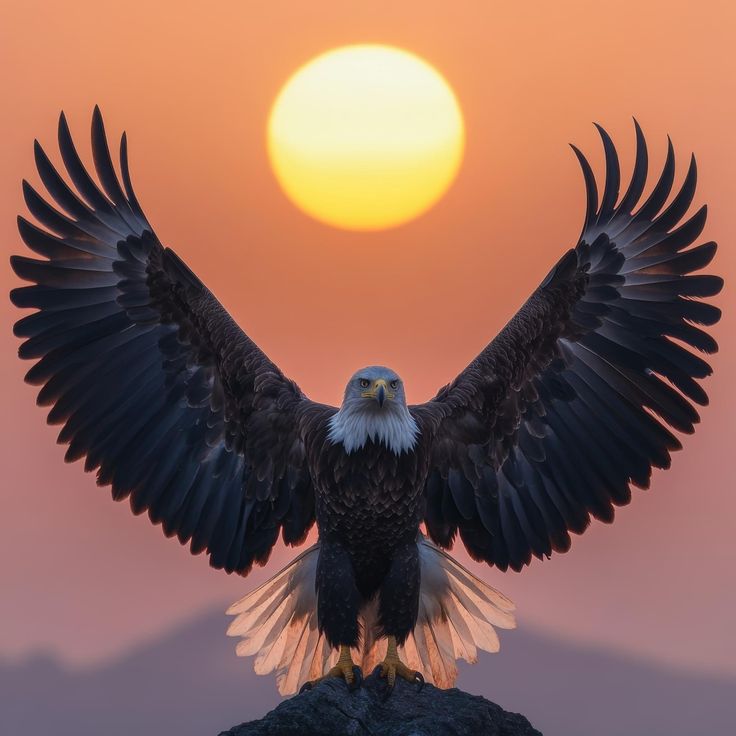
[2,609,733,736]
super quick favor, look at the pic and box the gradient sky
[1,0,734,683]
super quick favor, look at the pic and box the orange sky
[1,0,734,680]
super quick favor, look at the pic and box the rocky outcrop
[220,670,542,736]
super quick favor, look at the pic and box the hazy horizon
[3,607,735,736]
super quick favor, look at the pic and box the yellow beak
[361,378,395,407]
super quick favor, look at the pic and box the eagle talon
[378,636,422,697]
[348,665,363,691]
[299,645,360,693]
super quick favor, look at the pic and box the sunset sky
[1,0,734,690]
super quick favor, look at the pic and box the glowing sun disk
[267,45,465,231]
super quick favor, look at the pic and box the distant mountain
[1,610,734,736]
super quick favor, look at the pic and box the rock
[220,669,542,736]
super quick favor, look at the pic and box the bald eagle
[11,109,721,695]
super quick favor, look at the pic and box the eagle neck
[326,402,419,455]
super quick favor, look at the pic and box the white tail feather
[226,536,516,694]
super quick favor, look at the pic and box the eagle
[10,109,721,695]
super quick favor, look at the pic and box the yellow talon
[379,636,424,691]
[300,645,361,692]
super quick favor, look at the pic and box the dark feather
[414,122,720,570]
[11,108,320,576]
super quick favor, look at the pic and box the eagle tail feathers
[226,536,515,694]
[402,537,516,687]
[226,543,335,695]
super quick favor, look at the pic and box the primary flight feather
[10,109,722,693]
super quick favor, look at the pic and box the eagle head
[344,365,406,408]
[327,366,419,454]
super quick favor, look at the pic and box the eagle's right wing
[11,108,327,575]
[412,123,722,571]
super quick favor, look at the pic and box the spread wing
[413,122,722,572]
[10,107,327,575]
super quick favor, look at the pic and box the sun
[267,45,465,231]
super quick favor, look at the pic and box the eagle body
[309,430,428,555]
[11,109,722,693]
[305,407,432,647]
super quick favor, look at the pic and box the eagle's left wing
[412,123,722,572]
[10,108,326,576]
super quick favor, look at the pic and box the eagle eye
[390,380,399,390]
[359,378,370,389]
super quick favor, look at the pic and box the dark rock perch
[220,672,542,736]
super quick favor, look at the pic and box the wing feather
[413,122,721,571]
[11,108,327,575]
